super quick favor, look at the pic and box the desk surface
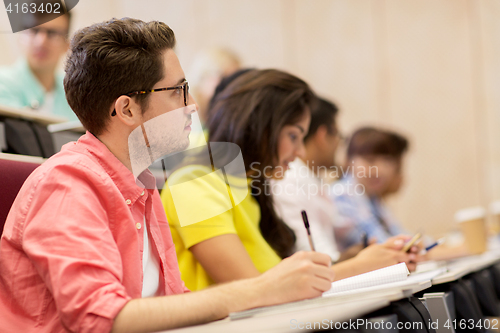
[229,279,432,322]
[163,298,390,333]
[432,250,500,285]
[168,251,500,333]
[0,104,68,125]
[0,152,45,164]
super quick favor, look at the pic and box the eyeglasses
[112,80,189,116]
[27,27,68,42]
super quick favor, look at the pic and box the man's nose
[187,93,198,114]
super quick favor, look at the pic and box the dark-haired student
[0,0,76,120]
[0,19,336,333]
[272,98,351,261]
[332,127,410,251]
[332,127,468,260]
[161,70,421,292]
[272,99,418,262]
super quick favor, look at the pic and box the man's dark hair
[304,97,339,142]
[347,127,409,159]
[64,18,176,135]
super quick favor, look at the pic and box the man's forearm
[330,257,367,281]
[337,244,364,262]
[111,251,335,332]
[111,277,265,333]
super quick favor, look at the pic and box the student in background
[187,47,241,123]
[0,0,77,120]
[183,49,242,149]
[273,98,344,261]
[332,127,409,252]
[272,100,414,262]
[0,18,336,333]
[161,70,420,292]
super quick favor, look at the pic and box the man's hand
[354,235,424,272]
[112,251,335,333]
[257,251,335,306]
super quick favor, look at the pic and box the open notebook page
[323,262,409,297]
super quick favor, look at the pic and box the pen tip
[301,210,310,228]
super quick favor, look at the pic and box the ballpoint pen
[301,210,316,251]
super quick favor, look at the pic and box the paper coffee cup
[454,206,487,254]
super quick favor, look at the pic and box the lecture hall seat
[0,155,42,235]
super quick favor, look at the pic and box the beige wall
[1,0,498,238]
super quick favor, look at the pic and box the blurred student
[0,0,76,120]
[272,98,344,261]
[184,49,241,149]
[187,47,241,123]
[273,101,417,262]
[332,127,409,252]
[161,70,419,292]
[0,18,336,333]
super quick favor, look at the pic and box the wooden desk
[161,275,435,333]
[0,104,67,125]
[47,121,85,134]
[0,152,45,164]
[432,250,500,285]
[163,298,390,333]
[179,253,500,333]
[229,289,407,321]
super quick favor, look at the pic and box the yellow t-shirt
[160,164,282,291]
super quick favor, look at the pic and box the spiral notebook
[323,262,410,297]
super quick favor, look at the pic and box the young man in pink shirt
[0,18,334,332]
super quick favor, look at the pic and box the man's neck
[304,145,323,175]
[96,132,133,172]
[30,65,56,92]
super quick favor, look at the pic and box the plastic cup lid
[489,201,500,214]
[454,206,486,222]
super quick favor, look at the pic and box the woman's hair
[206,69,317,258]
[347,127,409,159]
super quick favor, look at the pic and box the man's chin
[28,58,54,70]
[181,139,190,151]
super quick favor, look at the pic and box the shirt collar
[288,158,326,182]
[70,132,156,203]
[288,158,314,177]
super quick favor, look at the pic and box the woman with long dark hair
[161,69,418,291]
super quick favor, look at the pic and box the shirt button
[30,100,40,109]
[140,190,145,196]
[126,199,132,205]
[136,223,142,230]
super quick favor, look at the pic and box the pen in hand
[361,232,369,248]
[301,210,316,251]
[424,238,445,253]
[401,233,422,253]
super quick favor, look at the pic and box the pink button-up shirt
[0,132,188,333]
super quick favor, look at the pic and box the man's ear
[112,95,142,127]
[314,125,329,147]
